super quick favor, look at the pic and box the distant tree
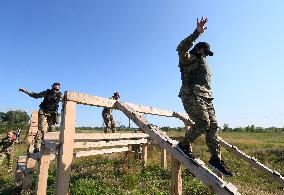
[223,123,230,132]
[0,110,30,133]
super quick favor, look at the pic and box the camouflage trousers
[102,113,116,133]
[0,150,13,170]
[34,109,56,149]
[180,95,221,160]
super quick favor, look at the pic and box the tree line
[0,110,30,134]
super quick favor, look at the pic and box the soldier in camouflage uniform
[176,17,233,176]
[102,92,120,133]
[19,83,62,153]
[0,131,16,172]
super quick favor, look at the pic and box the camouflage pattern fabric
[27,89,62,113]
[26,89,61,150]
[102,108,116,133]
[34,109,56,149]
[0,136,15,170]
[179,94,220,160]
[177,28,221,161]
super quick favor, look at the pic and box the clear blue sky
[1,1,283,128]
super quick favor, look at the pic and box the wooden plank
[116,101,240,195]
[55,100,76,195]
[35,147,51,195]
[142,143,148,167]
[218,137,284,187]
[171,157,182,195]
[66,91,189,118]
[161,149,167,170]
[44,132,149,142]
[22,157,37,192]
[74,138,147,149]
[75,146,129,158]
[66,91,117,108]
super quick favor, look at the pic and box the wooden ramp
[218,137,284,187]
[116,101,239,195]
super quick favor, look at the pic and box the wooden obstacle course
[50,91,239,195]
[16,91,284,194]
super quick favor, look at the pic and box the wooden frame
[19,91,284,194]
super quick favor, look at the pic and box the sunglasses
[53,88,60,91]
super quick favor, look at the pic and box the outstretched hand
[19,88,27,93]
[197,17,208,33]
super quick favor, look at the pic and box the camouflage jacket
[177,29,213,99]
[102,97,116,116]
[27,89,62,113]
[0,137,15,154]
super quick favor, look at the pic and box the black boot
[176,142,195,159]
[208,158,234,177]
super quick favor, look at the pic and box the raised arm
[176,17,208,63]
[19,88,47,99]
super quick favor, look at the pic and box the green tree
[0,110,30,133]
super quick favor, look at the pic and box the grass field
[0,130,284,194]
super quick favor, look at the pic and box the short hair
[52,82,61,87]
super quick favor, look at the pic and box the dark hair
[52,82,61,87]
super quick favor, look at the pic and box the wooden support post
[161,148,167,170]
[171,157,182,195]
[142,143,148,167]
[55,100,76,195]
[35,147,51,195]
[22,158,37,192]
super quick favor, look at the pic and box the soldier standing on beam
[19,83,62,153]
[176,17,233,176]
[102,92,120,133]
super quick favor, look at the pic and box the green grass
[1,131,284,194]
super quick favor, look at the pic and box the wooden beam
[116,101,240,195]
[74,139,147,149]
[218,137,284,187]
[22,157,37,192]
[171,157,182,195]
[75,147,129,158]
[142,143,148,167]
[44,132,149,142]
[66,91,117,108]
[65,91,190,118]
[35,147,51,195]
[161,149,167,170]
[55,100,76,195]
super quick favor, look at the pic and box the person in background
[102,92,120,133]
[0,131,16,172]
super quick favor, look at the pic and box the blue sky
[0,1,283,128]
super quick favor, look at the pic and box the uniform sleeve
[176,29,201,64]
[26,90,48,99]
[0,139,3,146]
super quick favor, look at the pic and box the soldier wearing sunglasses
[19,83,62,153]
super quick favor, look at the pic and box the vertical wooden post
[142,143,148,167]
[22,158,37,192]
[171,157,182,195]
[35,147,51,195]
[55,100,76,195]
[161,148,167,170]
